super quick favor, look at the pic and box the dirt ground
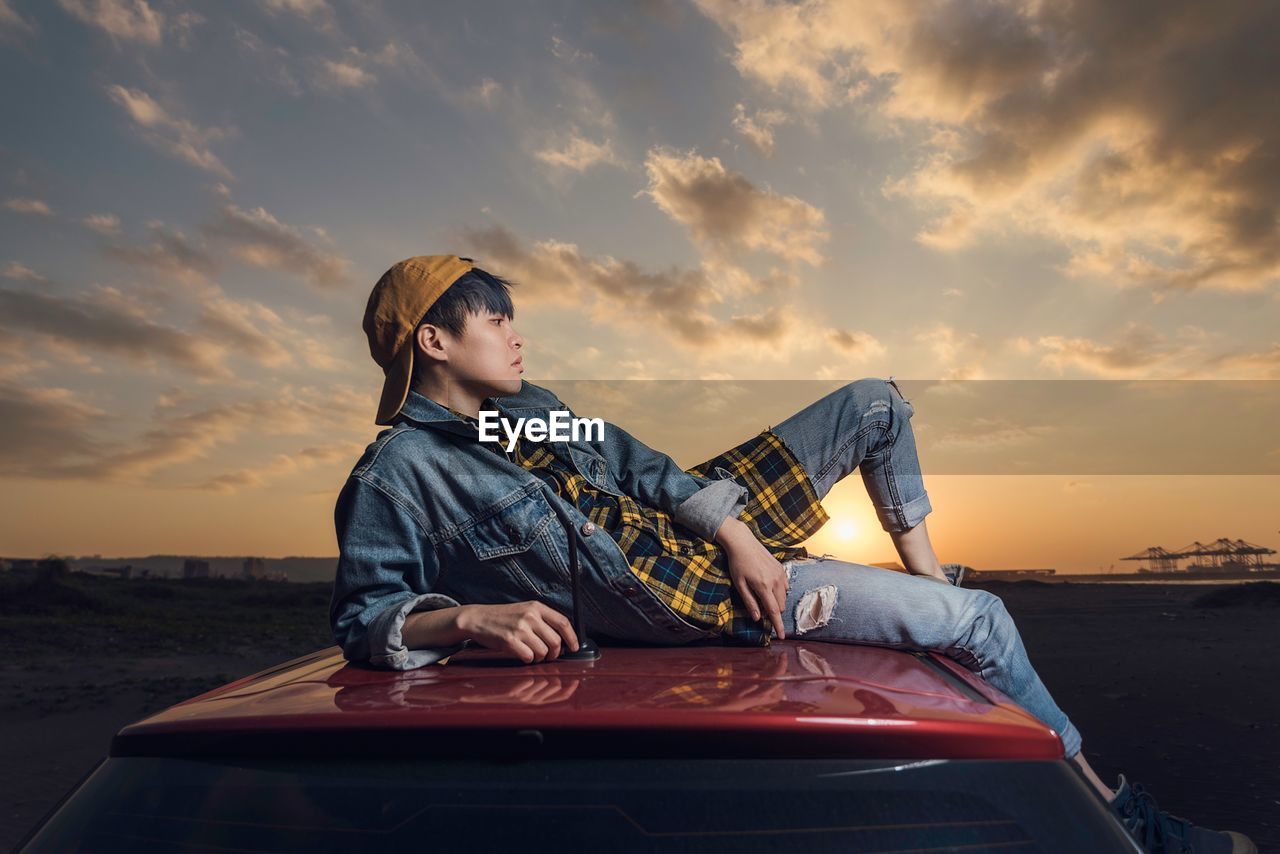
[1,576,1277,851]
[987,581,1280,850]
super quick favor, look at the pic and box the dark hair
[411,267,516,381]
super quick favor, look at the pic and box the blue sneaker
[1109,774,1256,853]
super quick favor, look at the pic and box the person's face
[442,309,525,398]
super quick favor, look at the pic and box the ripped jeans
[768,378,1083,759]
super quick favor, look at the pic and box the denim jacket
[330,380,750,670]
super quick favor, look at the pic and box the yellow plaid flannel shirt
[457,409,830,646]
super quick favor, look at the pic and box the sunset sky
[2,0,1277,572]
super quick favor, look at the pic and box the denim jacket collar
[395,388,515,440]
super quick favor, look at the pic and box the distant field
[0,568,334,661]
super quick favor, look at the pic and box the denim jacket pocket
[462,490,555,558]
[458,491,561,599]
[566,444,619,494]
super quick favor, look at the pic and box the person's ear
[415,323,449,364]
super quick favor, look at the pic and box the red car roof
[112,642,1065,761]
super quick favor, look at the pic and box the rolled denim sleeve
[554,395,748,541]
[365,592,472,670]
[330,476,467,669]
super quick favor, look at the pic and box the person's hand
[455,601,580,663]
[717,519,789,639]
[714,681,787,713]
[459,676,582,705]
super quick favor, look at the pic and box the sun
[834,518,859,540]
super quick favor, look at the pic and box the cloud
[642,147,828,265]
[557,74,618,133]
[3,263,339,382]
[694,0,1280,291]
[58,0,162,44]
[263,0,328,17]
[84,399,283,481]
[0,375,372,484]
[364,41,412,68]
[459,223,877,366]
[1017,323,1279,379]
[198,441,363,493]
[722,304,791,345]
[732,103,789,157]
[196,297,292,368]
[262,0,339,38]
[102,202,350,289]
[1204,344,1280,379]
[167,9,203,48]
[714,304,876,360]
[460,223,723,345]
[550,35,596,64]
[534,129,623,174]
[0,0,35,35]
[194,294,340,372]
[0,384,293,483]
[1037,324,1190,378]
[466,77,504,108]
[106,85,234,178]
[697,257,800,298]
[0,382,105,477]
[487,63,622,180]
[4,197,53,216]
[0,284,234,380]
[85,385,369,483]
[0,336,44,380]
[3,262,48,283]
[232,26,304,95]
[154,387,195,409]
[827,327,886,359]
[0,302,373,483]
[585,0,685,35]
[321,59,375,89]
[83,213,121,234]
[915,322,987,380]
[103,222,218,284]
[313,42,426,93]
[928,417,1057,452]
[204,203,350,288]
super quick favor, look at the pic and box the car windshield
[23,756,1136,852]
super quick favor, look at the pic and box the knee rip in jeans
[794,584,838,634]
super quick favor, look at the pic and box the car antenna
[550,499,601,661]
[480,394,598,662]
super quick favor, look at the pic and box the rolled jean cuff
[1060,721,1083,760]
[367,592,471,670]
[873,492,933,533]
[674,474,749,541]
